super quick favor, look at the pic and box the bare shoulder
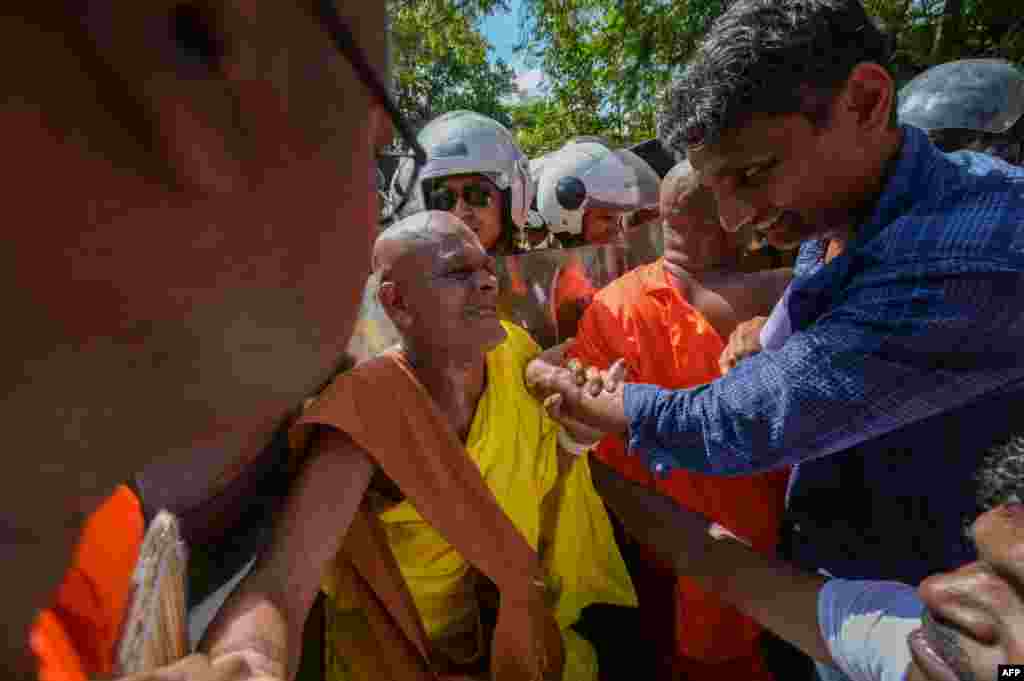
[300,428,375,487]
[746,267,793,313]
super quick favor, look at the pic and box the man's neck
[662,254,743,293]
[402,341,487,439]
[839,126,906,233]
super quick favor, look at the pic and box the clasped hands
[524,339,629,449]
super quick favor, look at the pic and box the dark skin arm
[588,458,832,664]
[199,429,374,681]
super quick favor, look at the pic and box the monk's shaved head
[660,160,715,219]
[373,211,475,280]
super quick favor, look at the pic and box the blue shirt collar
[854,125,931,247]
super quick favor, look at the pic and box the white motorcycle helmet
[389,110,533,229]
[536,142,661,237]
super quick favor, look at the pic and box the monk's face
[907,504,1024,681]
[404,223,506,356]
[661,183,740,270]
[2,3,390,513]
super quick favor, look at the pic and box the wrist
[557,429,597,456]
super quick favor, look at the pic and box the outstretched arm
[199,429,374,681]
[532,269,1024,475]
[588,458,831,664]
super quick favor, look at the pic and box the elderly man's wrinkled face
[908,504,1024,681]
[399,222,506,355]
[428,174,505,252]
[3,2,389,503]
[661,184,739,270]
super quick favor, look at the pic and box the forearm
[199,570,297,681]
[589,459,831,663]
[202,431,374,681]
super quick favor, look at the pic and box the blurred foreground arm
[199,429,373,681]
[588,458,831,664]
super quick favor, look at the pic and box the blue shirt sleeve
[623,265,1024,475]
[817,579,924,681]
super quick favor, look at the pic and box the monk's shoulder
[288,354,400,455]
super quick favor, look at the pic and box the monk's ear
[378,280,413,328]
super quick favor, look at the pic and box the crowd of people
[7,2,1024,681]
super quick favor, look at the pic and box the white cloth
[816,579,925,681]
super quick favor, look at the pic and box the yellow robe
[322,323,636,680]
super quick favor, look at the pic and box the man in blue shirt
[526,0,1024,589]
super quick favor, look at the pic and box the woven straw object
[115,509,190,675]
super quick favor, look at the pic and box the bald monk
[201,211,636,681]
[559,161,792,681]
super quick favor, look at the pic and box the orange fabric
[568,259,788,671]
[672,648,774,681]
[292,352,562,680]
[32,485,145,681]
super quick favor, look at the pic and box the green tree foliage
[508,0,1020,152]
[389,0,518,132]
[510,0,726,154]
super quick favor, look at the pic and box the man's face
[688,108,867,250]
[431,174,505,252]
[661,185,739,270]
[2,2,390,504]
[400,224,506,356]
[582,206,625,245]
[908,504,1024,681]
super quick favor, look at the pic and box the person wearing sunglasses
[389,110,533,257]
[4,2,429,680]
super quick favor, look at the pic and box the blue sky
[480,0,545,97]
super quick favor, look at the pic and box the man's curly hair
[969,434,1024,536]
[658,0,893,156]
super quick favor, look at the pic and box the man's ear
[377,280,413,329]
[844,62,896,133]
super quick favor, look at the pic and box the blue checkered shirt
[624,126,1024,581]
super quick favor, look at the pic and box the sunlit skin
[434,173,505,251]
[581,206,626,245]
[1,3,389,676]
[905,504,1024,681]
[688,63,904,250]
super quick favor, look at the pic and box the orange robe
[31,485,145,681]
[568,260,789,680]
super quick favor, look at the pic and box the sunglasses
[427,183,494,212]
[314,1,426,224]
